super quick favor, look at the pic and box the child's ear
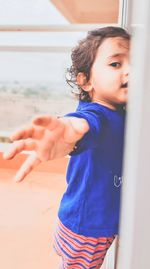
[76,72,93,93]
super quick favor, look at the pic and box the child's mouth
[121,82,128,88]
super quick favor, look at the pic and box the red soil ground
[0,153,68,269]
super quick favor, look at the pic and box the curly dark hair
[66,26,130,102]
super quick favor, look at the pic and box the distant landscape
[0,80,77,132]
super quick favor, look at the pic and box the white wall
[117,0,150,268]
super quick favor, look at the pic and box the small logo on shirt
[113,175,123,188]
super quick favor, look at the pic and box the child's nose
[124,62,129,76]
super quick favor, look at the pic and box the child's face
[87,37,129,110]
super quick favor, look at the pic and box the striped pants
[53,220,115,269]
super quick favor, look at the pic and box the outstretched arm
[3,115,89,182]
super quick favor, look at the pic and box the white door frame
[117,0,150,268]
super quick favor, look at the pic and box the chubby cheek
[91,72,108,90]
[93,77,116,93]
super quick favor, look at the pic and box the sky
[0,0,88,81]
[0,0,69,25]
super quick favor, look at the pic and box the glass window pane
[0,0,68,25]
[0,31,87,47]
[0,51,78,132]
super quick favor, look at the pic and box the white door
[116,0,150,268]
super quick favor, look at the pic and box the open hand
[3,115,89,182]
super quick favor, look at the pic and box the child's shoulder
[77,101,115,114]
[77,101,125,122]
[77,101,104,111]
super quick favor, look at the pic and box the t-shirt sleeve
[65,107,105,155]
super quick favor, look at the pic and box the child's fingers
[33,115,61,131]
[10,125,34,141]
[32,115,51,125]
[14,153,41,182]
[3,139,36,160]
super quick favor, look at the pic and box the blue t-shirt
[58,101,125,238]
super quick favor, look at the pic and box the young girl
[4,26,130,269]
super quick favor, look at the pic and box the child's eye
[110,62,121,68]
